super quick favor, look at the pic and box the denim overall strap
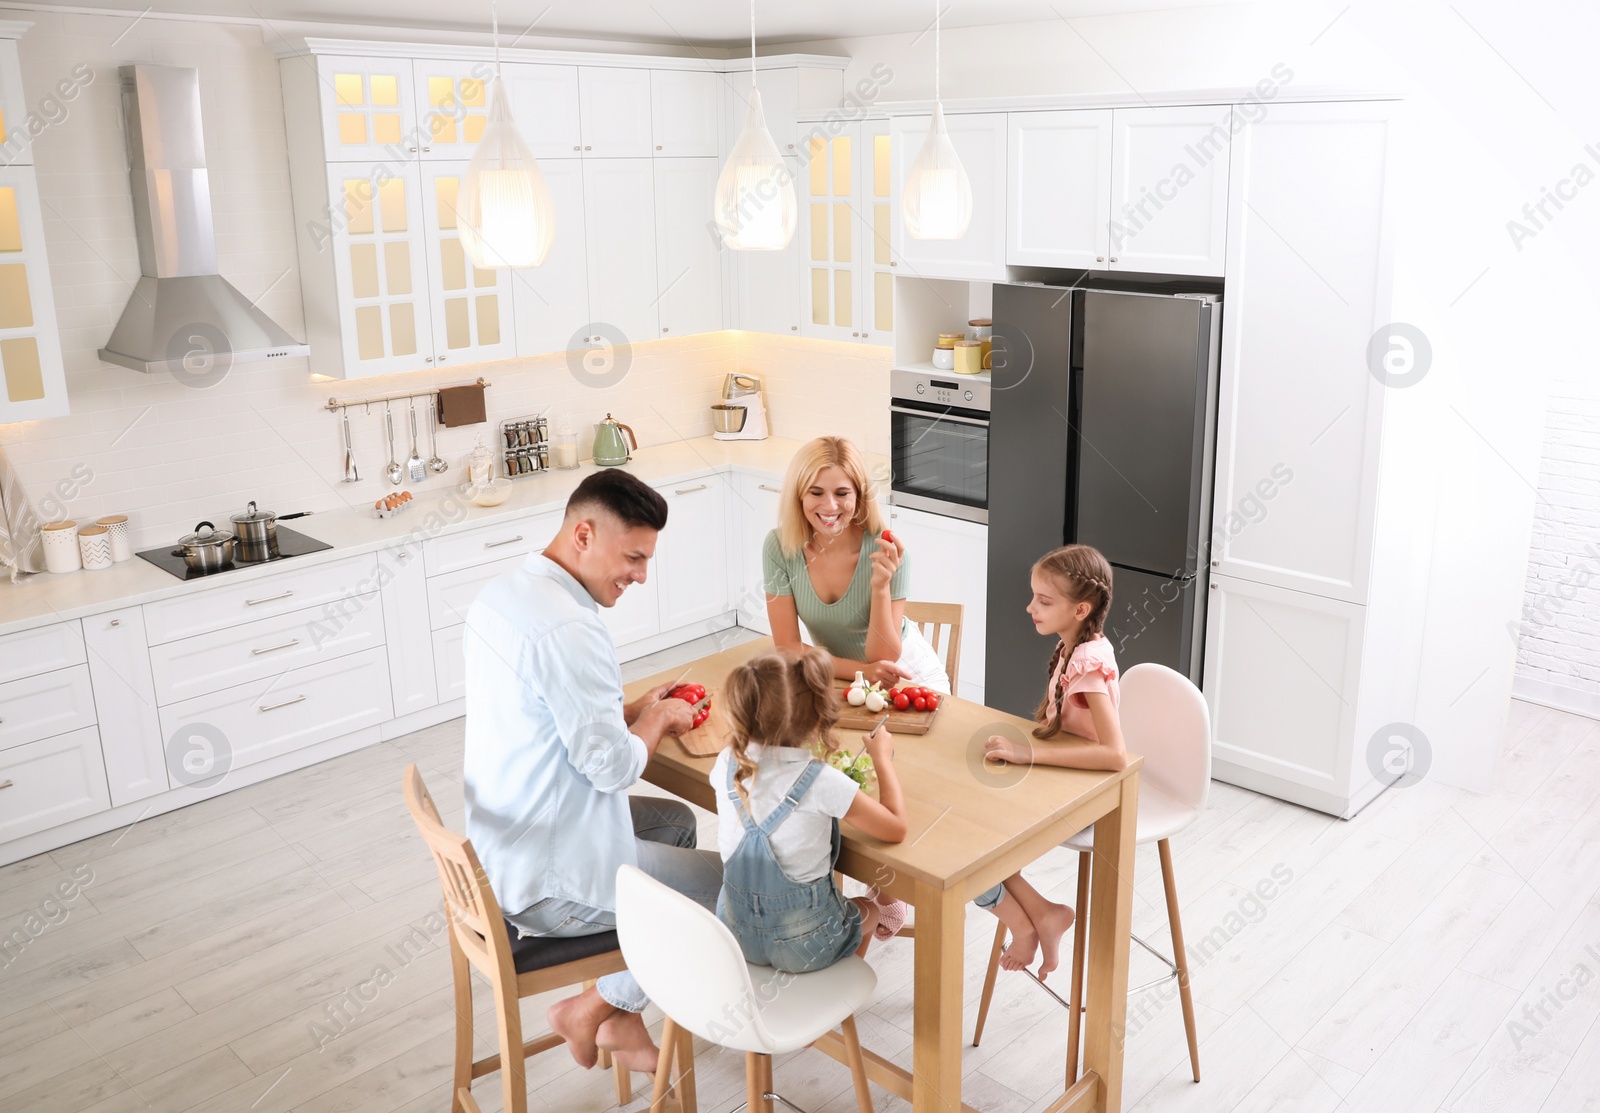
[756,760,824,837]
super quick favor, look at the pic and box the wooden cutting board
[834,683,936,735]
[672,681,940,753]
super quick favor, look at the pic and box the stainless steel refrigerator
[985,284,1221,718]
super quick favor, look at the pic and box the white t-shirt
[710,743,862,883]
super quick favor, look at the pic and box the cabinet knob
[409,146,418,153]
[109,618,120,627]
[585,145,592,151]
[1110,257,1118,263]
[852,331,859,337]
[790,325,798,331]
[787,143,795,149]
[889,261,897,267]
[1212,560,1219,567]
[397,550,409,560]
[573,145,581,151]
[1211,582,1218,589]
[423,146,431,152]
[662,327,670,333]
[425,356,434,362]
[1096,256,1105,262]
[656,145,663,151]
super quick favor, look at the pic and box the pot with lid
[173,522,235,573]
[229,501,311,562]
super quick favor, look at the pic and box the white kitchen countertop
[0,436,809,638]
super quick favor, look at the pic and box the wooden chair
[903,600,964,692]
[401,764,636,1113]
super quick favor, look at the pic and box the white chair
[971,662,1211,1087]
[615,864,880,1113]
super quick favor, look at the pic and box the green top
[762,528,909,662]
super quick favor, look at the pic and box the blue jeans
[976,883,1005,909]
[506,795,723,1012]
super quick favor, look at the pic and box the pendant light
[712,0,798,250]
[458,0,555,268]
[902,1,971,240]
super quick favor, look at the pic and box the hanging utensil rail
[322,377,492,413]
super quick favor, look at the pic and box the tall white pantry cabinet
[1204,99,1421,817]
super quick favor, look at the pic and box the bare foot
[548,989,615,1069]
[1034,903,1076,981]
[596,1010,661,1074]
[1001,925,1038,972]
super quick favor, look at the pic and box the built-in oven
[889,368,990,524]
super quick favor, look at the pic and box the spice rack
[500,415,549,477]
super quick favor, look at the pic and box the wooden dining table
[625,638,1143,1113]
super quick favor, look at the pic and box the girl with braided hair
[710,646,909,973]
[972,544,1129,977]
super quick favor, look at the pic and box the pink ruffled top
[1044,635,1121,741]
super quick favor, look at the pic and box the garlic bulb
[850,671,867,691]
[865,690,887,713]
[847,685,868,707]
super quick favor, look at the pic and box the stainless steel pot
[230,501,310,562]
[173,522,235,572]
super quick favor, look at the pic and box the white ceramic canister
[95,515,133,561]
[78,525,113,571]
[41,520,81,573]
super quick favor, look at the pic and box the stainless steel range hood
[98,65,309,375]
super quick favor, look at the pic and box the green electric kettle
[593,413,637,467]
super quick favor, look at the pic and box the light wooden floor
[3,629,1597,1113]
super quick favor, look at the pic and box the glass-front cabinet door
[0,166,67,422]
[317,56,419,162]
[325,162,434,378]
[801,119,892,344]
[420,162,516,365]
[412,63,491,161]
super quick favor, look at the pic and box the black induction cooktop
[135,525,334,581]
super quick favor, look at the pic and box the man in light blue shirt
[463,469,717,1075]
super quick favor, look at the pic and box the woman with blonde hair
[762,436,951,692]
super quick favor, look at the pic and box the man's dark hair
[565,469,668,531]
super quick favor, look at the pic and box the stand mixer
[710,373,769,441]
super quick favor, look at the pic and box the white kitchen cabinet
[0,728,111,845]
[653,158,724,337]
[801,119,894,343]
[1108,105,1231,276]
[311,55,421,162]
[0,665,97,754]
[509,158,590,354]
[412,60,492,161]
[432,623,468,703]
[579,68,654,157]
[888,506,988,703]
[583,158,659,345]
[733,472,785,633]
[0,163,69,422]
[730,156,802,336]
[0,35,28,166]
[142,554,380,644]
[0,621,85,684]
[156,647,392,775]
[891,112,1008,281]
[656,475,730,629]
[82,608,168,806]
[1006,110,1113,269]
[651,71,720,157]
[422,510,562,576]
[1202,573,1366,814]
[380,547,439,718]
[722,68,800,157]
[427,554,527,630]
[501,63,583,158]
[420,160,518,366]
[1213,100,1394,604]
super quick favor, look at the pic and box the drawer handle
[251,638,301,656]
[109,619,121,627]
[674,484,708,495]
[0,780,12,790]
[758,484,782,493]
[260,694,308,713]
[245,590,295,607]
[484,535,524,549]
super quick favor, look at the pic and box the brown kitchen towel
[437,384,486,427]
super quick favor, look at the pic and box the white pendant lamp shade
[714,89,797,251]
[903,106,972,241]
[458,79,555,268]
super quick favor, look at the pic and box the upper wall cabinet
[579,68,654,157]
[583,158,659,343]
[891,112,1008,282]
[313,56,422,162]
[419,161,518,365]
[801,119,894,343]
[651,71,720,157]
[729,157,803,337]
[501,64,583,158]
[1006,105,1230,276]
[653,157,724,337]
[0,164,67,422]
[413,61,492,161]
[0,37,29,167]
[510,158,589,356]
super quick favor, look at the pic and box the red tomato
[912,696,928,712]
[882,529,897,545]
[925,694,940,711]
[893,692,911,711]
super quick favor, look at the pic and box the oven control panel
[890,367,991,412]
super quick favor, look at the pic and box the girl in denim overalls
[710,648,909,973]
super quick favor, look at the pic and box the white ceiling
[20,0,1251,49]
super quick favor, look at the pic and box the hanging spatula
[406,398,426,482]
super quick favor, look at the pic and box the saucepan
[230,501,312,562]
[173,522,235,573]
